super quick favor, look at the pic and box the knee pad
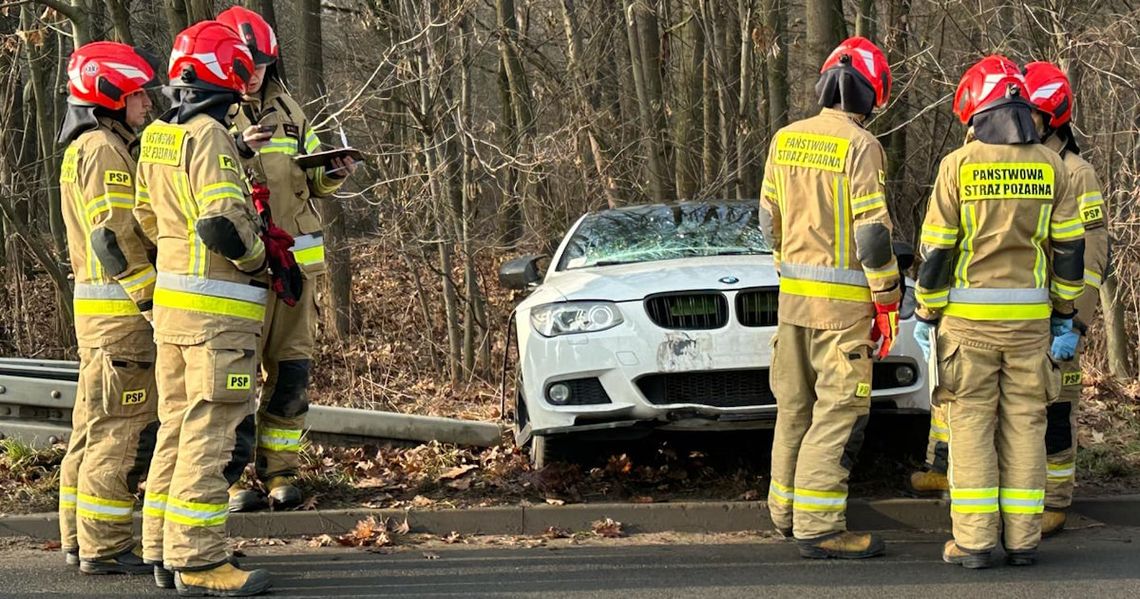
[1045,402,1074,455]
[224,414,257,486]
[931,442,949,475]
[840,414,870,472]
[127,419,160,491]
[267,360,311,419]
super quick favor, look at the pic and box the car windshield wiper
[593,259,641,266]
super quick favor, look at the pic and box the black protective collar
[970,100,1040,145]
[162,87,241,125]
[816,65,877,118]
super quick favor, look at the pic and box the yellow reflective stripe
[77,492,134,522]
[761,179,777,199]
[304,130,321,153]
[916,288,949,308]
[60,485,77,508]
[314,170,341,196]
[921,223,958,247]
[143,492,168,519]
[950,487,999,514]
[1050,217,1085,241]
[258,426,303,452]
[165,497,228,528]
[768,480,794,506]
[1046,462,1075,480]
[943,302,1051,321]
[153,288,266,321]
[792,487,847,512]
[1085,269,1103,290]
[293,244,325,266]
[85,192,135,218]
[1077,191,1104,208]
[865,266,898,282]
[833,177,849,268]
[234,239,266,272]
[930,417,950,442]
[780,278,871,302]
[175,173,205,278]
[1050,279,1084,301]
[955,204,977,287]
[999,488,1045,514]
[850,192,886,215]
[195,182,245,206]
[1032,205,1051,288]
[261,137,299,155]
[120,266,157,295]
[73,298,139,316]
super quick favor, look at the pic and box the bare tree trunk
[806,0,845,77]
[674,0,703,200]
[735,0,756,199]
[22,7,65,260]
[855,0,874,39]
[1101,275,1134,381]
[713,6,738,197]
[701,5,717,188]
[104,0,135,43]
[165,0,189,33]
[763,0,788,131]
[245,0,278,31]
[187,0,215,23]
[299,0,352,338]
[624,0,670,202]
[496,0,540,245]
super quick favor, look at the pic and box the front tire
[529,434,573,470]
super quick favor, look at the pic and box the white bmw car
[501,201,930,467]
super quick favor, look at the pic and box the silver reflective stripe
[948,287,1049,304]
[293,233,324,250]
[156,272,268,304]
[73,283,131,299]
[779,263,868,286]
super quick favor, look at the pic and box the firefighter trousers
[940,332,1051,552]
[61,337,158,559]
[768,320,874,540]
[142,333,258,570]
[1046,336,1084,510]
[924,399,950,475]
[229,278,318,483]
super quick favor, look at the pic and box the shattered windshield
[557,202,771,271]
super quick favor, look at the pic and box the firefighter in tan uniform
[1024,61,1110,537]
[56,42,161,575]
[216,6,355,512]
[913,55,1084,569]
[759,37,901,560]
[135,21,277,596]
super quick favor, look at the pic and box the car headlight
[530,301,624,337]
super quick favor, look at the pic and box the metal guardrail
[0,358,503,448]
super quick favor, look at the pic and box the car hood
[536,255,779,303]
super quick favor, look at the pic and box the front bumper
[517,300,930,439]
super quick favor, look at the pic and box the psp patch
[219,155,240,173]
[1081,205,1103,224]
[226,373,252,390]
[1062,371,1082,387]
[855,382,872,398]
[121,389,147,406]
[104,170,132,187]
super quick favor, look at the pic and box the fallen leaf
[738,489,761,501]
[309,534,336,548]
[41,540,61,552]
[438,464,478,480]
[591,518,624,538]
[355,477,388,489]
[447,477,472,491]
[542,526,571,539]
[393,518,411,535]
[544,498,565,506]
[411,495,434,508]
[442,531,463,544]
[300,494,321,511]
[631,496,655,504]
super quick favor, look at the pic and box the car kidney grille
[637,369,776,408]
[645,293,728,329]
[736,288,778,327]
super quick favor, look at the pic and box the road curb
[4,495,1139,540]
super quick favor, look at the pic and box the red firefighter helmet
[66,42,159,110]
[1023,61,1074,129]
[820,36,892,107]
[953,55,1028,124]
[168,20,254,94]
[216,6,279,65]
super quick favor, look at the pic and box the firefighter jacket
[134,113,268,346]
[759,108,901,330]
[1045,135,1108,331]
[232,79,345,276]
[60,117,155,348]
[915,140,1083,349]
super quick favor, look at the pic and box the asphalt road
[2,528,1139,598]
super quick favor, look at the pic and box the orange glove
[871,301,899,359]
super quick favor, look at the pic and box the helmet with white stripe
[66,42,160,110]
[216,6,278,66]
[1023,61,1073,129]
[168,20,254,94]
[953,55,1028,125]
[820,36,892,108]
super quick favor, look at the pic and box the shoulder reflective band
[73,282,140,316]
[944,287,1050,321]
[1050,217,1085,241]
[1050,279,1084,301]
[1085,269,1103,290]
[140,124,187,166]
[135,185,150,205]
[304,130,321,153]
[921,223,958,248]
[76,492,134,523]
[259,426,303,452]
[195,181,246,206]
[916,288,949,308]
[164,496,228,528]
[60,146,79,184]
[761,179,777,200]
[119,266,158,297]
[293,233,325,266]
[773,131,850,172]
[1078,191,1104,223]
[999,488,1045,515]
[85,192,135,221]
[950,487,999,514]
[792,487,847,512]
[850,192,886,216]
[154,272,267,322]
[959,162,1055,201]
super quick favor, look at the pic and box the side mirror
[499,255,545,290]
[893,241,915,272]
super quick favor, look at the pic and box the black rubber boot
[80,548,152,575]
[228,485,267,513]
[147,560,176,589]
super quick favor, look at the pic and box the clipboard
[927,325,939,389]
[293,147,363,170]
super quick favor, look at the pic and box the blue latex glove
[1051,315,1073,337]
[1051,330,1080,360]
[914,320,936,361]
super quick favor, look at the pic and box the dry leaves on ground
[591,518,624,538]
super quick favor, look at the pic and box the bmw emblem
[719,276,739,285]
